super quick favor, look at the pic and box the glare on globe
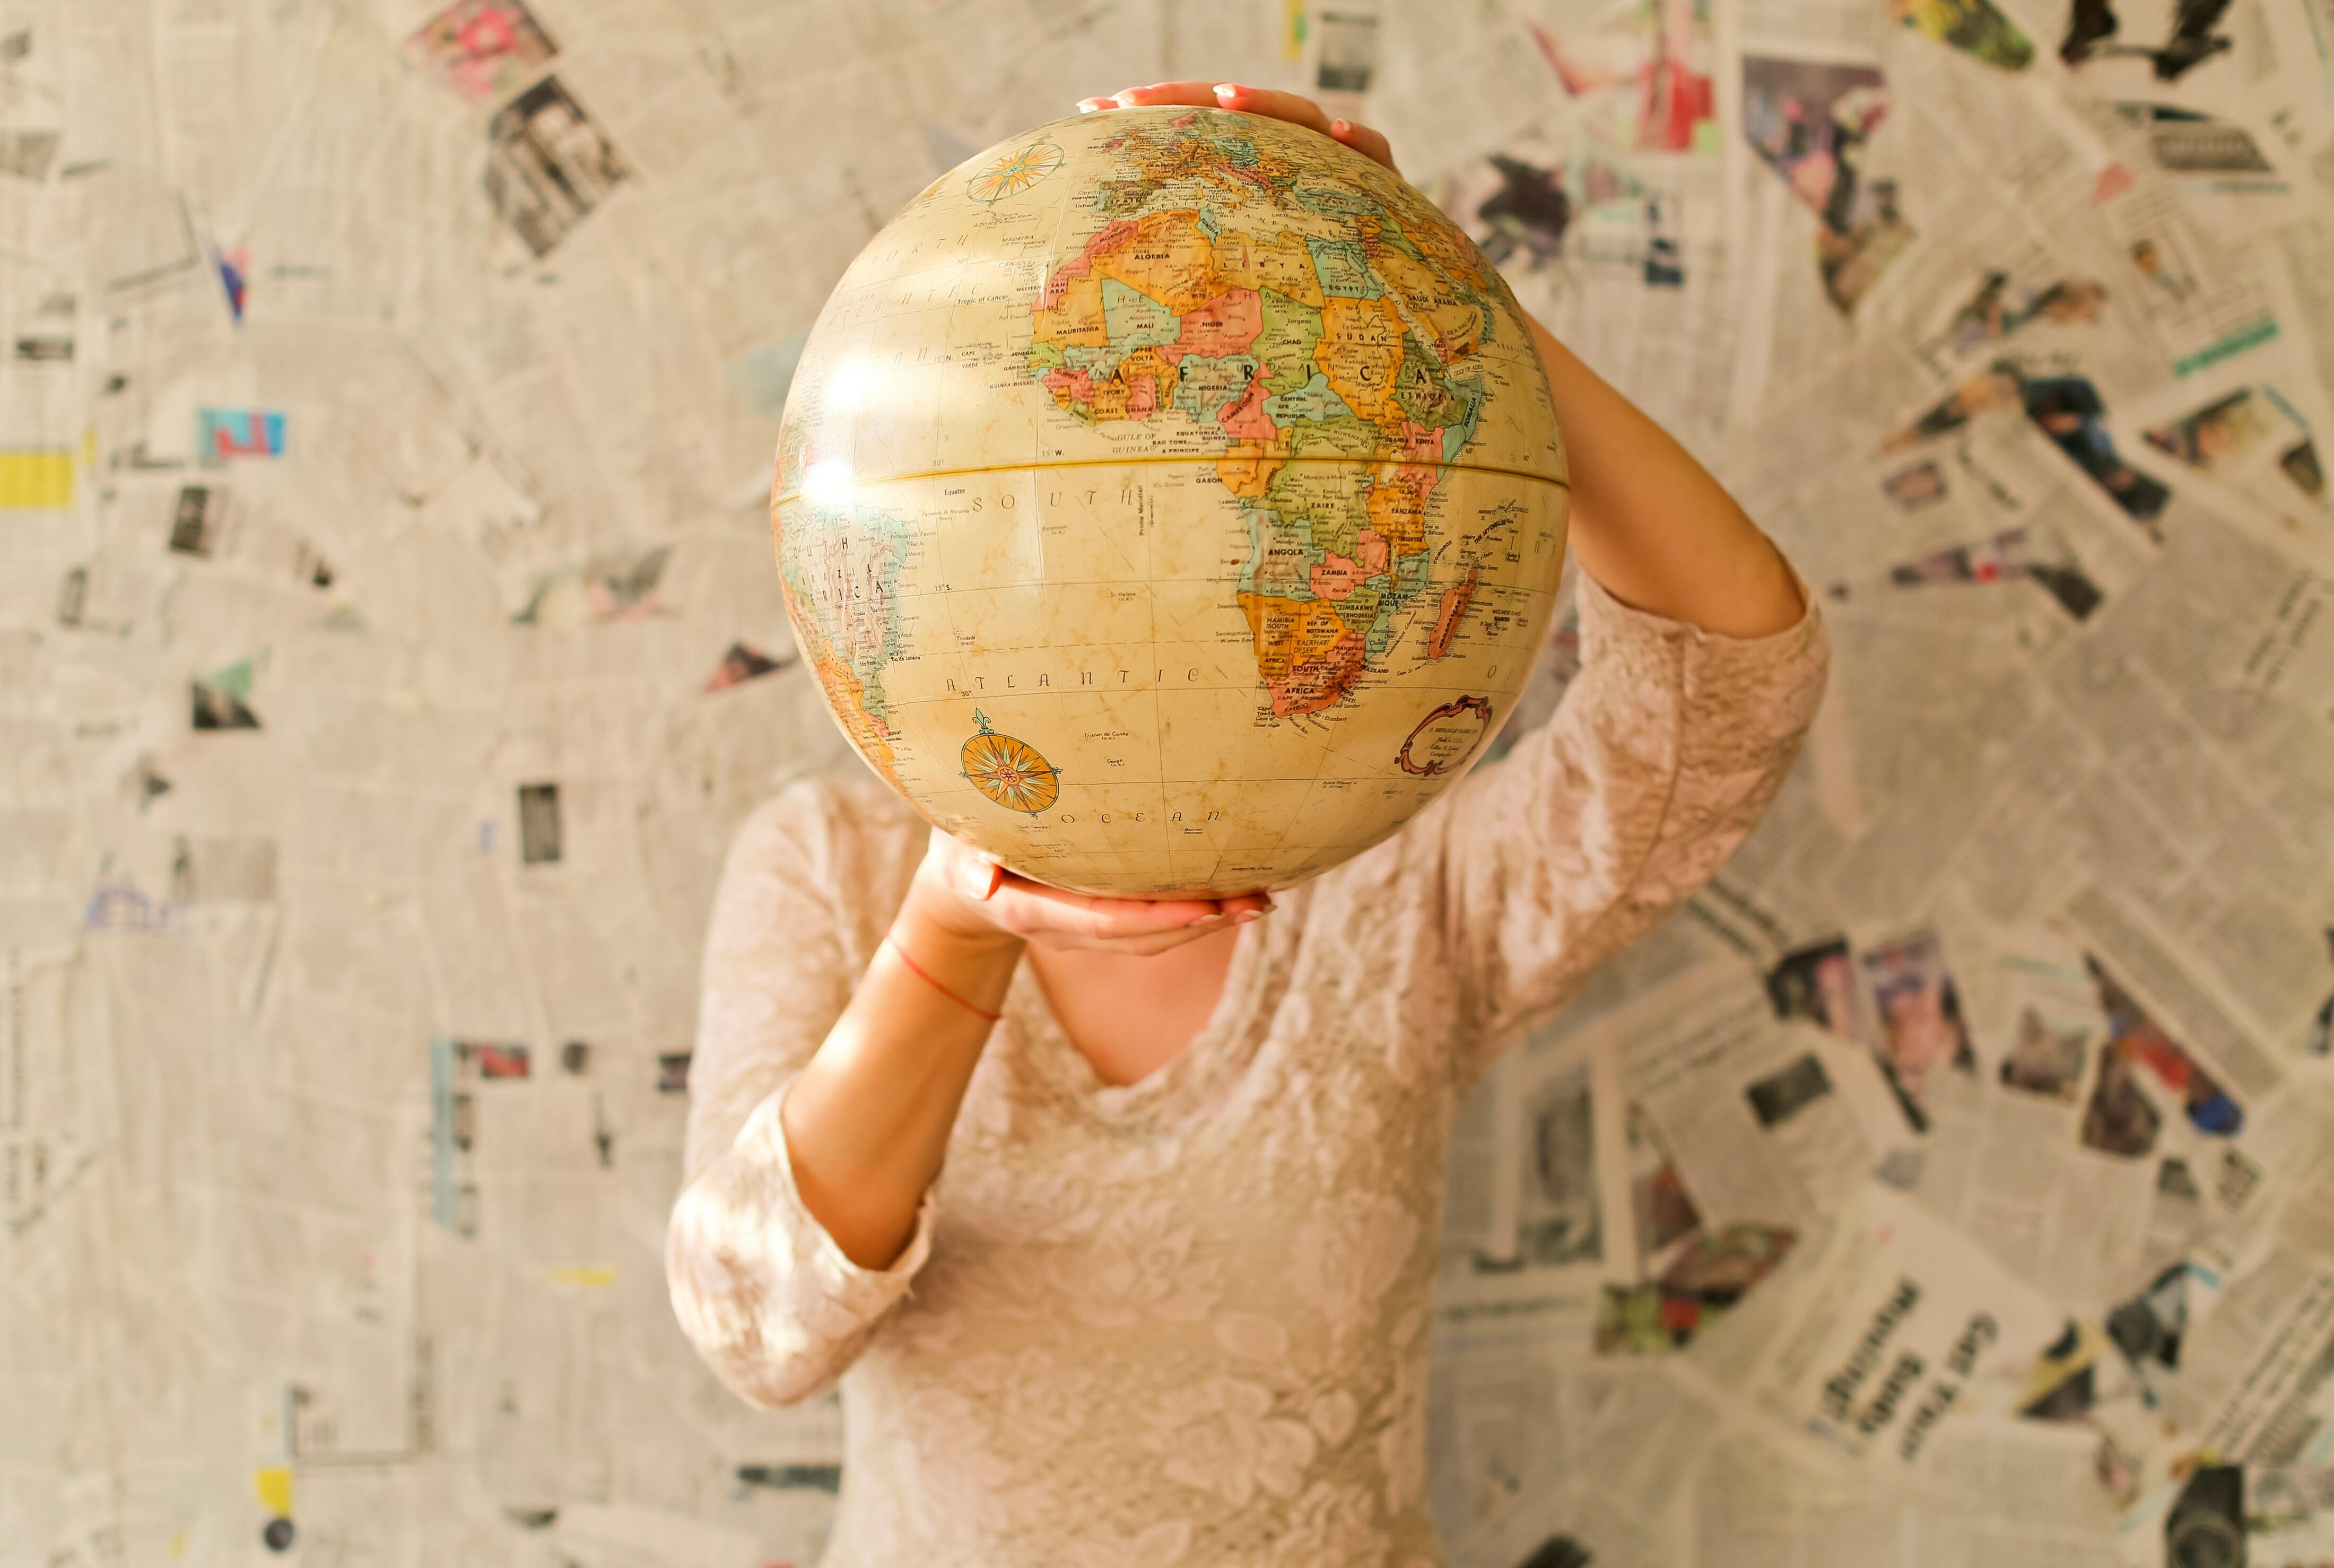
[772,106,1569,898]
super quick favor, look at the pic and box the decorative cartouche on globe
[773,106,1568,898]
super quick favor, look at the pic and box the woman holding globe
[668,81,1824,1566]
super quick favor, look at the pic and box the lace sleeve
[665,782,938,1409]
[1427,568,1830,1092]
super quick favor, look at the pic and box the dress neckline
[1006,919,1267,1120]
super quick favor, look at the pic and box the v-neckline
[1007,919,1266,1119]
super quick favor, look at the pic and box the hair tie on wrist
[884,931,1005,1023]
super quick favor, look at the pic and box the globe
[772,106,1569,898]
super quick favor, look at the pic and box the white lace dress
[666,573,1829,1566]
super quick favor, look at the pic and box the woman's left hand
[1075,81,1399,176]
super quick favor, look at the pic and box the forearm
[778,889,1021,1269]
[1528,317,1804,639]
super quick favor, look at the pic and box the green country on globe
[771,105,1570,898]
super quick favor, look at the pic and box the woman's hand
[1075,81,1399,176]
[902,829,1273,959]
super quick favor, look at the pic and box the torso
[824,840,1468,1568]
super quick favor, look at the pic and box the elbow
[665,1186,854,1410]
[703,1340,846,1412]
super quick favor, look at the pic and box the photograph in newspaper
[2015,1319,2122,1420]
[517,782,562,866]
[2124,371,2330,538]
[189,661,261,731]
[1919,268,2110,364]
[1998,1003,2091,1101]
[1882,362,2174,527]
[1876,525,2105,620]
[1447,1049,1619,1312]
[1857,931,1976,1135]
[2059,0,2239,85]
[408,0,557,103]
[484,76,629,258]
[1882,459,1949,510]
[2080,954,2244,1157]
[1625,1101,1701,1262]
[167,484,227,558]
[1765,938,1871,1046]
[1533,0,1719,155]
[1518,1066,1604,1269]
[1741,56,1911,312]
[1436,126,1697,292]
[1890,0,2036,71]
[2144,385,2301,479]
[1597,1223,1798,1353]
[704,642,793,692]
[511,545,673,626]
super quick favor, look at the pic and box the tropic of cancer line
[773,452,1573,507]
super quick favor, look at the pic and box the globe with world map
[773,106,1570,897]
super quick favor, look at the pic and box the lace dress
[667,573,1829,1566]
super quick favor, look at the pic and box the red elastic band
[883,933,1004,1023]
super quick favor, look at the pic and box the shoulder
[725,771,931,925]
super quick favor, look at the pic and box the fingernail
[1213,83,1239,97]
[1232,910,1262,925]
[1333,119,1349,134]
[956,861,999,900]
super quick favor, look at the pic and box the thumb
[952,854,1003,901]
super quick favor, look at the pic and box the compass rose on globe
[960,711,1061,815]
[965,138,1065,204]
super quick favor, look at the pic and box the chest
[943,1020,1448,1250]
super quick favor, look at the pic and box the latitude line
[773,452,1572,506]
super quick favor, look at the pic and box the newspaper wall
[1,0,2329,1564]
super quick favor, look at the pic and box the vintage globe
[772,106,1569,898]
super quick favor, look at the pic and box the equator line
[773,451,1571,507]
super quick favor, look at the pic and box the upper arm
[1422,571,1830,1084]
[666,780,935,1408]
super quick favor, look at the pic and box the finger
[988,874,1223,940]
[1067,894,1274,953]
[1330,117,1399,174]
[955,856,1002,901]
[1101,81,1222,111]
[1103,907,1274,956]
[1096,918,1265,957]
[928,834,1005,901]
[1210,83,1336,137]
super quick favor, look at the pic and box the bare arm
[780,85,1799,1270]
[1070,85,1825,1085]
[1093,81,1805,637]
[1525,318,1804,637]
[780,836,1268,1269]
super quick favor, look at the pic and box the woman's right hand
[1075,81,1400,176]
[901,828,1273,958]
